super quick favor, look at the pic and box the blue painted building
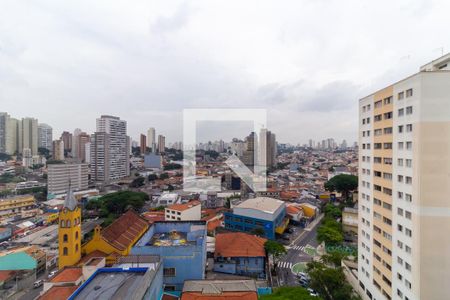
[224,197,288,239]
[131,221,207,291]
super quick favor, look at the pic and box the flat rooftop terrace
[148,231,194,247]
[71,269,146,300]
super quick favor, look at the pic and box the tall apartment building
[52,140,65,161]
[140,134,147,155]
[147,127,156,152]
[72,131,90,162]
[21,117,38,155]
[47,163,89,195]
[60,131,73,152]
[0,113,7,154]
[157,134,165,154]
[258,129,277,169]
[91,115,130,183]
[38,123,53,151]
[358,53,450,300]
[5,116,19,155]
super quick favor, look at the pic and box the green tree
[324,174,358,201]
[130,176,145,188]
[260,286,320,300]
[0,153,12,161]
[148,174,158,181]
[159,173,169,180]
[323,203,342,219]
[317,218,344,246]
[38,147,51,159]
[251,227,265,237]
[164,163,182,170]
[321,250,348,268]
[307,261,360,300]
[89,191,149,219]
[264,240,287,267]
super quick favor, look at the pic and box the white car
[308,288,319,297]
[48,270,57,278]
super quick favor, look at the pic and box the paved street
[276,214,324,287]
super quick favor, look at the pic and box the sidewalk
[304,213,324,232]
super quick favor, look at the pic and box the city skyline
[2,1,450,145]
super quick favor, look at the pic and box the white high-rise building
[71,128,82,158]
[22,148,33,167]
[358,53,450,300]
[91,115,130,183]
[47,163,89,195]
[38,123,53,151]
[147,127,156,152]
[21,117,38,155]
[52,140,65,161]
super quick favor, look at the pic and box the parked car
[296,272,310,280]
[308,288,319,297]
[298,277,309,286]
[48,270,57,278]
[33,280,44,288]
[286,228,295,234]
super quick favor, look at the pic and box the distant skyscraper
[0,113,7,153]
[60,131,73,152]
[20,118,38,155]
[91,115,130,183]
[157,134,165,154]
[52,140,65,161]
[72,131,90,162]
[140,134,147,155]
[38,123,53,151]
[72,128,82,158]
[258,129,276,168]
[5,116,19,155]
[147,127,156,152]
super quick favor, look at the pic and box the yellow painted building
[82,210,148,265]
[58,188,81,269]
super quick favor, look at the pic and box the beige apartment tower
[358,53,450,300]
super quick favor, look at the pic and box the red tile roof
[0,270,16,282]
[181,292,258,300]
[101,210,148,251]
[286,205,302,215]
[50,267,82,283]
[141,211,165,224]
[207,218,222,232]
[39,285,78,300]
[215,232,267,258]
[167,200,201,212]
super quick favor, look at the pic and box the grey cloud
[299,81,361,112]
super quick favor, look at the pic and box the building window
[406,89,413,97]
[398,108,404,117]
[163,268,176,277]
[406,142,412,150]
[398,125,404,133]
[60,220,65,228]
[406,124,413,132]
[406,106,413,115]
[375,100,382,109]
[398,91,405,100]
[384,112,393,120]
[67,220,71,227]
[76,244,79,252]
[75,231,79,240]
[63,247,68,256]
[384,96,393,105]
[63,234,68,242]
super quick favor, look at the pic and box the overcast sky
[1,0,449,145]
